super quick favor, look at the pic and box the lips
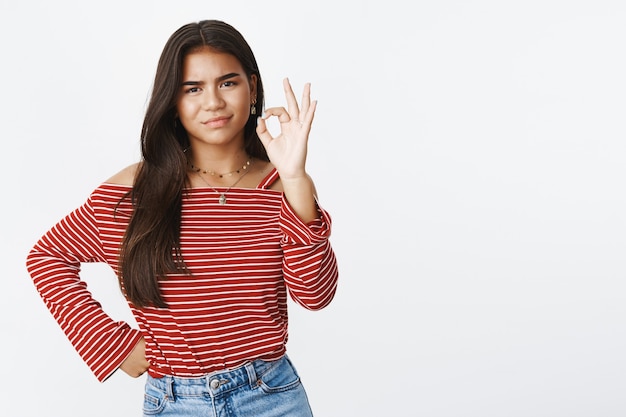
[203,116,231,128]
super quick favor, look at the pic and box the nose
[202,88,224,110]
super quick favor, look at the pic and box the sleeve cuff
[279,195,332,245]
[93,328,143,382]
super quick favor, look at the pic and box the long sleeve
[279,197,339,310]
[25,195,142,382]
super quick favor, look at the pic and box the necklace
[193,161,253,205]
[189,159,251,178]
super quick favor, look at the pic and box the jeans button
[210,379,220,389]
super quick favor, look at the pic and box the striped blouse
[26,168,338,382]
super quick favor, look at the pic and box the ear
[249,74,258,100]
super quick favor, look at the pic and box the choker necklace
[193,161,253,205]
[189,159,251,178]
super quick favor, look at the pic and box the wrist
[279,172,309,185]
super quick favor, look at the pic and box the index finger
[283,78,301,118]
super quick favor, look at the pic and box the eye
[221,81,237,88]
[185,86,201,94]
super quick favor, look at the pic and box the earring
[250,99,257,115]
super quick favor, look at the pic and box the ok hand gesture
[256,78,317,181]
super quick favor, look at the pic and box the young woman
[26,19,338,416]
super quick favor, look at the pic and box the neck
[187,147,249,174]
[189,152,251,178]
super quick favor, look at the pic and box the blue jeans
[142,355,314,417]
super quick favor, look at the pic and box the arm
[279,196,339,310]
[25,193,143,382]
[257,79,339,308]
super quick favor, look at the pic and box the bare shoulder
[104,163,140,186]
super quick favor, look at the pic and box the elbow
[291,275,338,311]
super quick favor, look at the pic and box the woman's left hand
[256,78,317,180]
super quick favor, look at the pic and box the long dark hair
[118,20,266,308]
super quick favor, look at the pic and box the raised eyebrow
[216,72,242,82]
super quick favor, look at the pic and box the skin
[178,47,257,169]
[114,47,321,378]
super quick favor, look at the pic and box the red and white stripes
[26,173,338,382]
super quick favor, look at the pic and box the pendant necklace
[193,160,253,205]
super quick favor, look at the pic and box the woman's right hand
[120,337,150,377]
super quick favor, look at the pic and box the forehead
[181,46,244,79]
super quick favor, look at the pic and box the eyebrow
[181,72,242,86]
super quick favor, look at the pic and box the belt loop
[166,376,175,402]
[245,361,258,388]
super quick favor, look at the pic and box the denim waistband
[145,356,286,399]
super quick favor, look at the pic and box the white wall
[2,1,625,416]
